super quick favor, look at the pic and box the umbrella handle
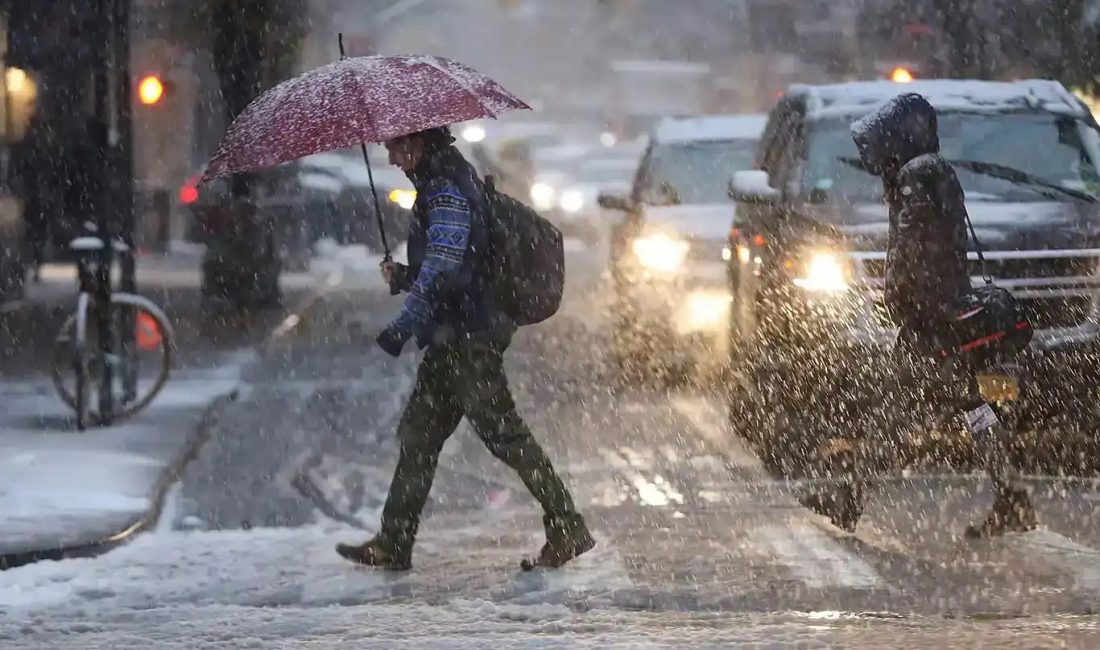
[338,34,392,262]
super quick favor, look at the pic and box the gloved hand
[376,326,408,357]
[381,261,407,296]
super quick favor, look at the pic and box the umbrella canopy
[202,54,529,181]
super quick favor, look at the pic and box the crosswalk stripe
[671,396,764,473]
[599,448,685,508]
[673,395,885,591]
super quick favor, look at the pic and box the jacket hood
[850,93,940,176]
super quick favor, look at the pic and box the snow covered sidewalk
[0,352,252,568]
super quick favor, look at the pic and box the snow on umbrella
[202,54,529,181]
[202,52,529,260]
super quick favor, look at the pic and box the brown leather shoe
[336,536,412,570]
[521,515,596,570]
[800,481,864,533]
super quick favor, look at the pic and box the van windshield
[637,139,757,205]
[803,112,1100,208]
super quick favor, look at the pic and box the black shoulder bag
[943,211,1033,362]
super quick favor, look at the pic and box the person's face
[385,136,425,172]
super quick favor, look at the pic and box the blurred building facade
[1,0,208,252]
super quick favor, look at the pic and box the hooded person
[800,93,1037,538]
[336,127,595,570]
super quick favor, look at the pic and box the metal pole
[93,0,114,423]
[117,0,135,293]
[115,0,137,403]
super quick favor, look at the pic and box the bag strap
[963,209,993,285]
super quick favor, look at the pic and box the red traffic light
[180,175,200,204]
[139,75,165,105]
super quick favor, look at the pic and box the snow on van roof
[653,114,767,144]
[791,79,1088,119]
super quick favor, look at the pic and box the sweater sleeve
[388,180,472,339]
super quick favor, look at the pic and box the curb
[0,389,240,571]
[0,268,358,571]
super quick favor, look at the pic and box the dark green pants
[379,337,578,546]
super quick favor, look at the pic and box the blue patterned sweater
[389,177,472,343]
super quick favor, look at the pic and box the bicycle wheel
[51,293,95,429]
[52,293,175,422]
[110,293,175,419]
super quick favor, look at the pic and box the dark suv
[725,80,1100,463]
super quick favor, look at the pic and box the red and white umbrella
[203,50,529,258]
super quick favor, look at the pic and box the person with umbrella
[203,53,594,570]
[334,126,594,570]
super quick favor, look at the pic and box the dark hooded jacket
[850,93,970,336]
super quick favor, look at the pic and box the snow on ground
[27,255,320,295]
[3,521,1097,648]
[0,515,629,614]
[3,607,1098,650]
[0,358,249,554]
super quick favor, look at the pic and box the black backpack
[942,212,1033,362]
[481,176,564,326]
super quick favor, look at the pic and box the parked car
[181,150,415,254]
[725,79,1100,455]
[600,113,768,378]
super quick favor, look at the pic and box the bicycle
[51,231,175,430]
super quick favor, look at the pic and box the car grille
[861,257,1096,280]
[860,253,1098,331]
[870,295,1092,329]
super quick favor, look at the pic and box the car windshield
[579,163,636,185]
[803,112,1100,213]
[637,139,757,205]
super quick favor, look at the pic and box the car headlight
[559,189,584,213]
[790,250,850,292]
[530,182,556,211]
[632,234,690,273]
[388,188,417,210]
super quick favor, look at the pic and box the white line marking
[600,448,683,508]
[672,396,764,473]
[758,524,884,590]
[1011,529,1100,595]
[674,395,885,590]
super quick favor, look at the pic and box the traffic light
[138,74,175,106]
[138,75,164,105]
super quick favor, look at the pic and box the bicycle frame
[71,236,119,424]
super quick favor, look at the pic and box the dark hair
[415,126,455,151]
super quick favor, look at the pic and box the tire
[52,293,175,423]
